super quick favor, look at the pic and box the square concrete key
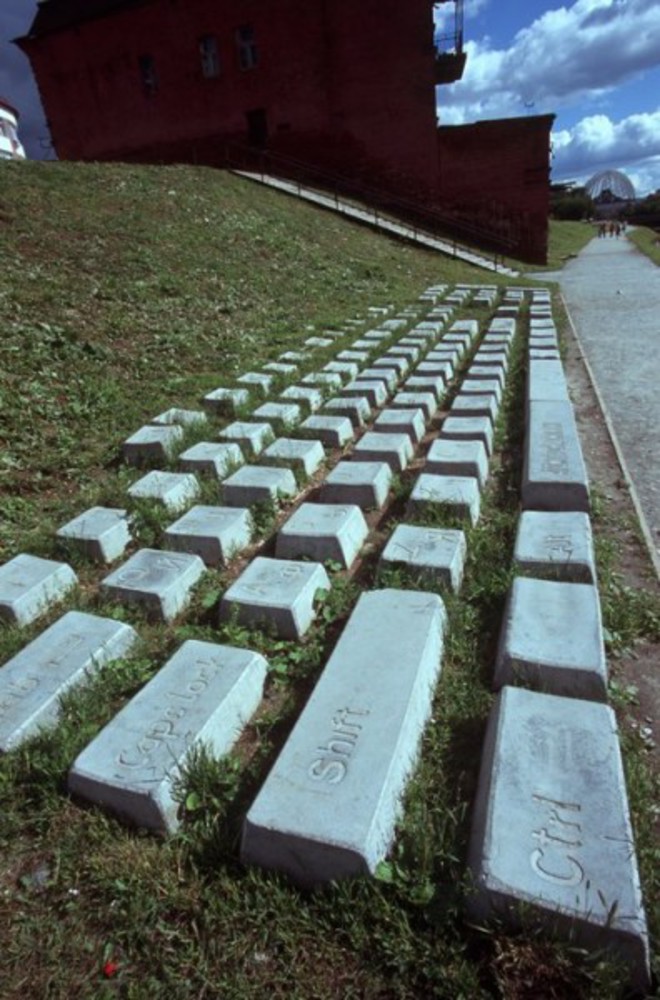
[449,319,478,337]
[416,361,452,382]
[473,350,509,370]
[219,421,274,456]
[336,350,370,364]
[57,506,132,563]
[69,640,268,833]
[465,365,505,387]
[427,347,460,363]
[221,465,297,507]
[151,407,207,428]
[301,371,343,389]
[279,351,309,363]
[380,524,466,592]
[373,407,426,444]
[236,372,273,395]
[323,396,371,428]
[253,402,302,430]
[101,548,205,621]
[494,577,607,701]
[351,339,376,351]
[426,438,489,487]
[280,385,324,412]
[276,503,368,568]
[241,588,447,886]
[122,424,184,466]
[372,355,409,376]
[304,336,334,348]
[340,379,387,408]
[389,391,436,420]
[468,687,650,991]
[323,361,360,382]
[128,470,200,512]
[385,345,420,363]
[0,554,78,627]
[407,473,480,526]
[358,367,398,391]
[263,438,325,477]
[529,349,561,361]
[440,416,494,456]
[263,361,298,377]
[352,431,413,473]
[0,610,138,751]
[164,505,252,566]
[202,387,250,416]
[513,510,596,583]
[403,376,444,401]
[527,360,569,405]
[458,379,503,404]
[179,441,244,480]
[299,414,354,448]
[450,393,499,424]
[220,557,330,639]
[320,460,392,510]
[523,401,590,512]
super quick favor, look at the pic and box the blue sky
[435,0,660,195]
[2,1,660,196]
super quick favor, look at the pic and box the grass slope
[0,163,657,999]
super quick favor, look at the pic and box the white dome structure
[0,98,26,160]
[586,169,635,202]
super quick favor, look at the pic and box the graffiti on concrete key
[530,793,584,888]
[541,423,569,476]
[117,663,211,774]
[0,674,39,717]
[308,707,370,785]
[544,534,574,561]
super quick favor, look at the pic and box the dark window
[236,25,258,70]
[246,108,268,148]
[199,34,220,78]
[138,55,158,96]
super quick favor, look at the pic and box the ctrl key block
[468,687,650,992]
[241,588,446,886]
[69,640,268,833]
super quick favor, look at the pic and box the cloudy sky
[435,0,660,195]
[2,0,660,195]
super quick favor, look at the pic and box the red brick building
[17,0,554,262]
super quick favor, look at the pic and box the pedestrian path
[232,170,520,277]
[528,233,660,574]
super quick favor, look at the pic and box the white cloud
[551,109,660,193]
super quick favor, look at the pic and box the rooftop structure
[0,98,26,160]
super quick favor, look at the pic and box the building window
[199,35,220,78]
[236,25,258,70]
[138,55,158,96]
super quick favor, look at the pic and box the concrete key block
[202,387,250,416]
[101,549,205,622]
[373,407,426,444]
[0,610,138,751]
[150,407,207,428]
[320,460,392,510]
[263,438,325,477]
[219,421,275,456]
[122,424,184,466]
[69,640,268,833]
[514,511,596,583]
[386,345,421,363]
[220,557,330,639]
[236,372,274,396]
[415,361,452,382]
[403,376,445,402]
[523,401,590,512]
[472,350,509,371]
[263,362,299,377]
[426,438,489,487]
[407,473,480,526]
[299,414,354,448]
[340,379,388,408]
[336,350,370,364]
[0,554,78,626]
[323,361,359,382]
[280,385,324,412]
[527,360,569,404]
[468,687,650,991]
[390,391,436,420]
[279,351,309,363]
[179,441,244,480]
[276,503,368,568]
[372,356,409,376]
[164,505,252,566]
[494,577,607,701]
[450,393,499,424]
[304,336,334,348]
[221,465,297,507]
[253,402,302,430]
[301,372,343,389]
[530,350,561,362]
[465,365,505,387]
[241,588,447,886]
[357,367,398,391]
[56,507,132,564]
[380,524,466,592]
[127,470,200,512]
[323,396,371,428]
[352,431,413,473]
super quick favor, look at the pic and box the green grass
[0,162,658,998]
[531,219,597,271]
[627,225,660,266]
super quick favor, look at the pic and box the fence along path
[0,282,650,989]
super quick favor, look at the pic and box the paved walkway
[530,233,660,572]
[232,170,519,276]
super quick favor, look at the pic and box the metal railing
[224,142,522,269]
